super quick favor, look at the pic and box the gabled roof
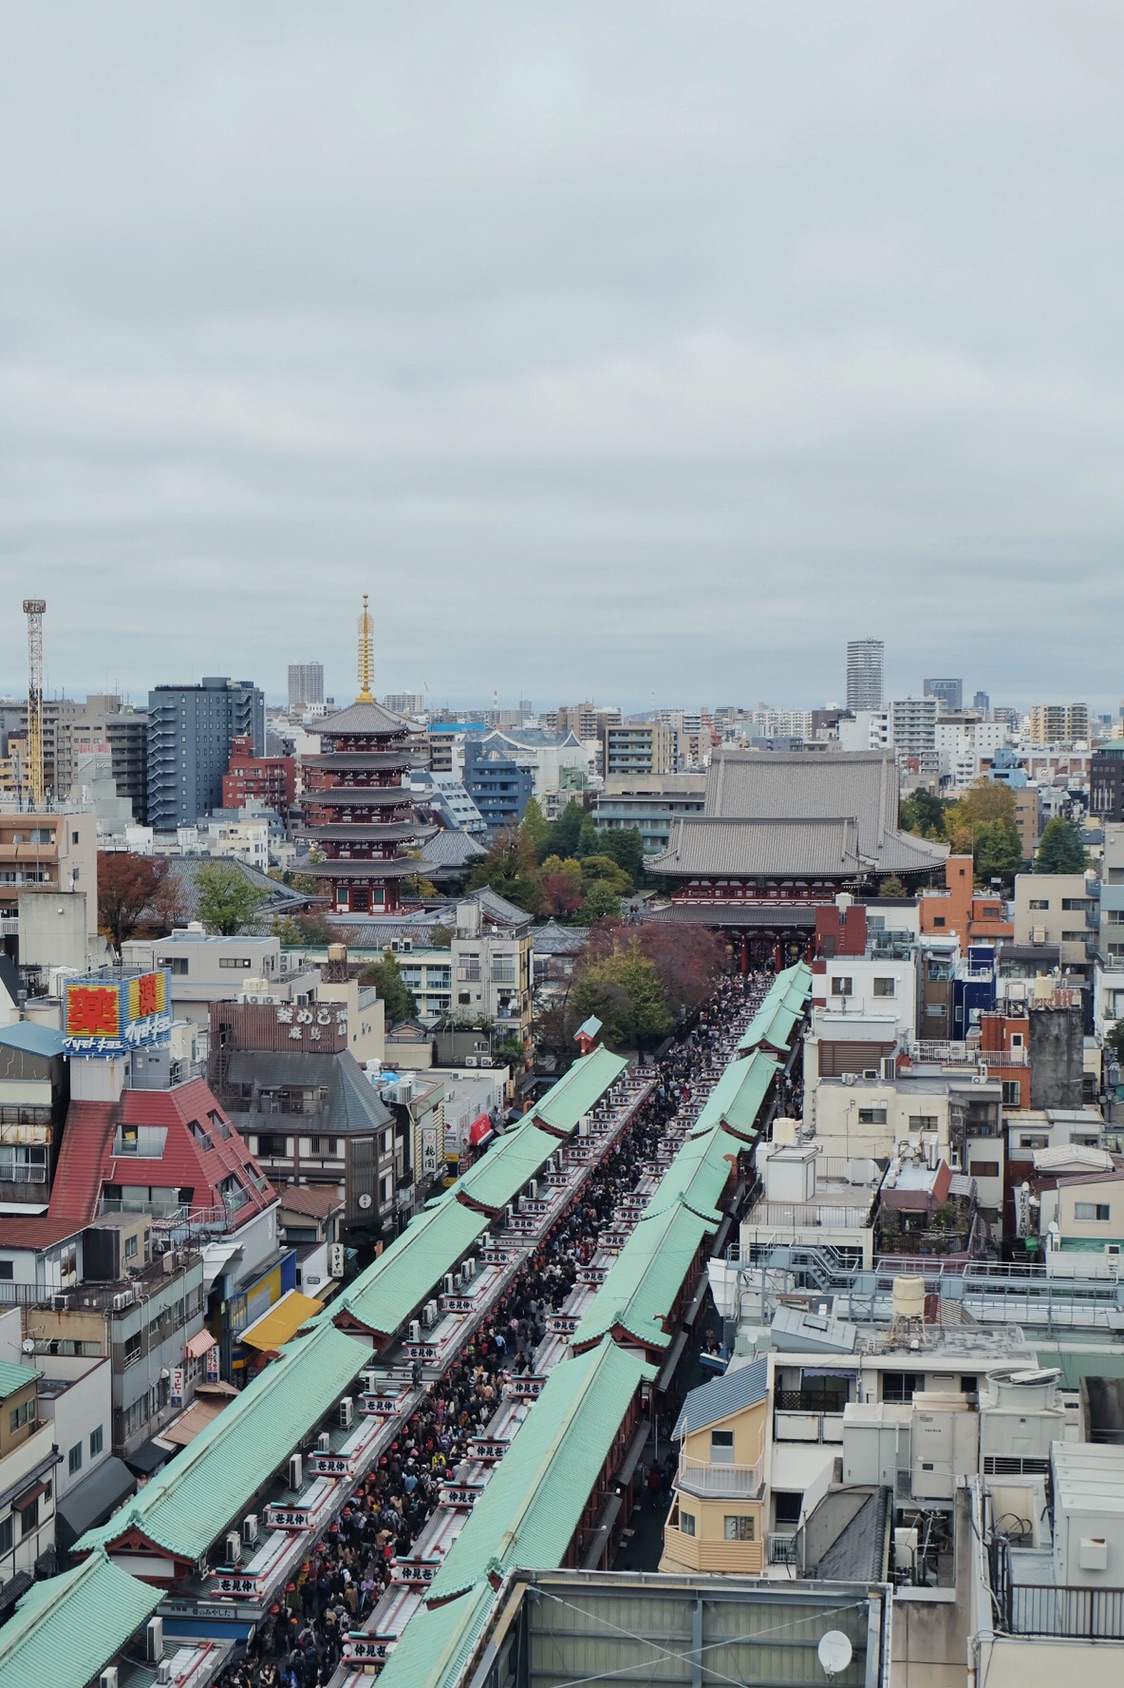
[453,1121,561,1213]
[673,1356,769,1439]
[0,1548,159,1688]
[427,1342,655,1602]
[423,828,487,867]
[0,1358,40,1400]
[225,1048,392,1134]
[687,1050,778,1139]
[532,920,589,956]
[76,1320,368,1560]
[526,1046,627,1135]
[332,1191,488,1337]
[643,1124,741,1221]
[316,699,416,736]
[650,816,863,879]
[372,1579,496,1688]
[572,1199,718,1352]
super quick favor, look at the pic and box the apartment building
[0,810,97,918]
[1028,703,1090,744]
[1013,871,1098,970]
[600,721,674,778]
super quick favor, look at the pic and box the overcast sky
[3,3,1123,714]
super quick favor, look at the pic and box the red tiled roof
[49,1077,276,1226]
[0,1215,86,1250]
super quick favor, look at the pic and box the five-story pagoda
[300,596,434,914]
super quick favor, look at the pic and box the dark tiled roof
[315,700,416,736]
[532,921,589,955]
[644,901,818,927]
[423,828,487,867]
[651,816,863,879]
[225,1049,392,1133]
[673,1356,769,1438]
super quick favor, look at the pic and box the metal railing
[677,1455,764,1499]
[1002,1579,1124,1639]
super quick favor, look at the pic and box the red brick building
[222,734,296,816]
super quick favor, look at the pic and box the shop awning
[468,1114,494,1148]
[56,1457,135,1546]
[239,1289,324,1352]
[125,1439,171,1477]
[185,1329,217,1361]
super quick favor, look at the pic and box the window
[0,1262,12,1282]
[774,1491,802,1525]
[1062,898,1090,911]
[0,1144,49,1183]
[932,916,946,928]
[882,1372,922,1403]
[908,1115,938,1130]
[858,1107,887,1125]
[160,957,189,975]
[679,1510,696,1537]
[970,1161,1000,1178]
[960,1376,978,1396]
[0,1515,11,1556]
[710,1428,734,1464]
[123,1333,142,1369]
[219,956,252,969]
[1075,1202,1111,1222]
[724,1515,756,1541]
[1002,1081,1021,1105]
[873,978,896,998]
[1028,899,1049,911]
[1019,1134,1048,1149]
[9,1397,35,1433]
[124,1233,138,1261]
[830,977,853,997]
[16,1496,38,1537]
[68,1443,83,1477]
[90,1425,103,1458]
[1061,931,1085,943]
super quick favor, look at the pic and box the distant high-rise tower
[147,677,264,829]
[923,677,963,713]
[288,661,324,714]
[845,639,884,711]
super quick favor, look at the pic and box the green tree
[574,812,600,859]
[546,799,584,861]
[599,827,645,884]
[899,790,950,840]
[1106,1020,1124,1066]
[579,854,632,895]
[520,796,550,860]
[576,881,623,924]
[272,909,334,945]
[1035,816,1088,875]
[572,935,671,1050]
[972,819,1023,886]
[358,948,417,1024]
[429,922,455,949]
[878,876,906,898]
[466,824,545,914]
[494,1033,527,1069]
[195,861,267,935]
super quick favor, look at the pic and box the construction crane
[22,598,46,809]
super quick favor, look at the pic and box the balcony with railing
[676,1455,764,1500]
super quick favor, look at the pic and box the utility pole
[23,598,46,809]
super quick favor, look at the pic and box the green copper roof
[429,1340,655,1601]
[688,1050,778,1138]
[335,1191,488,1335]
[527,1046,628,1135]
[738,1000,802,1052]
[453,1120,561,1212]
[373,1579,496,1688]
[0,1548,159,1688]
[76,1321,369,1559]
[644,1124,741,1221]
[572,1200,718,1351]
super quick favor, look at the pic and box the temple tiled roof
[316,699,417,736]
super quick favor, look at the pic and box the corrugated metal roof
[0,1548,159,1687]
[573,1201,718,1351]
[739,1001,802,1052]
[373,1581,496,1688]
[0,1021,67,1057]
[76,1320,369,1559]
[644,1126,740,1222]
[673,1356,769,1438]
[428,1342,655,1601]
[454,1121,562,1212]
[334,1194,488,1336]
[526,1046,627,1136]
[0,1358,39,1400]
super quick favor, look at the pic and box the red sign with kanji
[66,984,121,1039]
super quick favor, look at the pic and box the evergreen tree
[1035,816,1087,874]
[358,948,417,1023]
[520,796,550,860]
[546,799,584,860]
[195,861,267,935]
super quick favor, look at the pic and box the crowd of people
[217,970,771,1688]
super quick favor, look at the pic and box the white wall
[39,1358,112,1498]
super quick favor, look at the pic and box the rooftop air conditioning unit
[841,1072,856,1087]
[862,1069,879,1081]
[242,1514,259,1548]
[338,1397,354,1429]
[52,1294,67,1312]
[462,1257,476,1281]
[453,1271,463,1290]
[503,1204,515,1227]
[225,1530,243,1565]
[145,1616,164,1662]
[100,1671,119,1688]
[977,1063,989,1081]
[360,1368,380,1394]
[408,1319,422,1343]
[578,1114,590,1137]
[881,1057,897,1082]
[112,1291,133,1312]
[527,1179,537,1202]
[464,1056,479,1068]
[156,1666,173,1688]
[317,1431,331,1454]
[288,1453,303,1491]
[444,1272,455,1296]
[422,1300,439,1328]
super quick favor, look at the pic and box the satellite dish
[21,1338,35,1355]
[817,1630,853,1678]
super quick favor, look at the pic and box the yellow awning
[240,1289,324,1351]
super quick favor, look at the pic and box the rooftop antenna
[356,593,374,702]
[23,598,46,809]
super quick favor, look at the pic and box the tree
[599,827,645,884]
[494,1033,527,1069]
[574,813,600,859]
[195,861,267,935]
[358,948,417,1024]
[576,881,623,924]
[429,923,455,950]
[540,855,584,918]
[466,824,545,914]
[972,819,1024,886]
[1106,1020,1124,1066]
[545,799,584,861]
[878,876,906,898]
[97,852,173,951]
[572,934,671,1050]
[899,790,950,840]
[272,908,334,946]
[520,797,550,860]
[579,854,632,895]
[625,921,726,1018]
[1035,816,1088,875]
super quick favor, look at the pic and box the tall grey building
[288,661,324,713]
[845,638,884,710]
[924,676,963,712]
[147,677,264,830]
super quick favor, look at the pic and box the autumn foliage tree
[97,852,184,952]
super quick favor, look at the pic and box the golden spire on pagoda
[356,593,374,702]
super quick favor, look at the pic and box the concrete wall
[1029,1006,1085,1109]
[40,1358,112,1498]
